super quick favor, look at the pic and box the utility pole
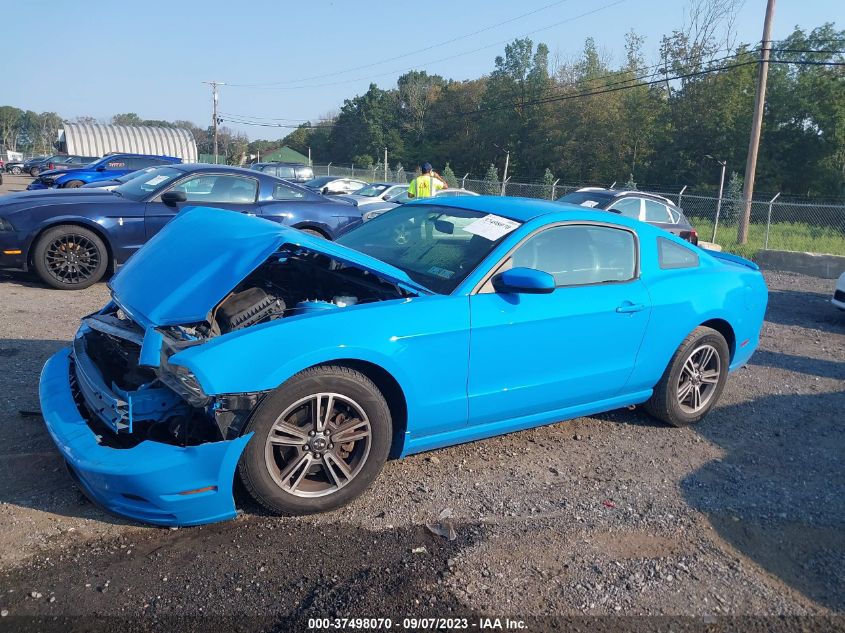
[307,146,312,166]
[737,0,775,244]
[384,147,388,181]
[706,155,727,243]
[500,149,510,196]
[203,80,225,164]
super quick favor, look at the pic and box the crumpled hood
[109,206,430,327]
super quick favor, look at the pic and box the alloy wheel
[44,233,102,285]
[676,344,721,413]
[264,393,372,498]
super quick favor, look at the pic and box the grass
[690,217,845,259]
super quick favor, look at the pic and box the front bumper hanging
[39,348,251,526]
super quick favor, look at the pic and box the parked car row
[27,153,182,190]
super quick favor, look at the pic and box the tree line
[279,22,843,199]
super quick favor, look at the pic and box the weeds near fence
[691,218,845,258]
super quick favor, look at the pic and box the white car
[362,188,479,221]
[303,176,368,196]
[833,271,845,310]
[338,182,408,207]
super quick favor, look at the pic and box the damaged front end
[40,207,424,526]
[74,307,265,448]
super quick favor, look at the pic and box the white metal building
[57,123,197,162]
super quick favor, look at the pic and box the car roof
[576,187,678,207]
[410,195,585,222]
[100,152,178,159]
[253,161,309,166]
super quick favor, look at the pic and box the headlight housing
[0,218,14,232]
[362,210,383,222]
[158,361,209,407]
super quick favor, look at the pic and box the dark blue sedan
[0,164,362,289]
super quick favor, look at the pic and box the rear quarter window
[658,237,699,269]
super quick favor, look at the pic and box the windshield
[114,167,183,201]
[337,204,521,294]
[557,191,613,208]
[355,184,391,197]
[115,166,159,184]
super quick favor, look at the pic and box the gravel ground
[0,245,842,630]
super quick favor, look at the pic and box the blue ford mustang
[39,197,768,526]
[0,163,362,289]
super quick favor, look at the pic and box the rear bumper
[39,348,251,527]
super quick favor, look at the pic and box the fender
[170,294,472,440]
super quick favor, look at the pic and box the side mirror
[95,165,106,172]
[161,190,188,205]
[492,267,555,294]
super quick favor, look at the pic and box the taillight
[47,163,54,169]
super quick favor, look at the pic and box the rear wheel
[645,326,729,426]
[299,227,328,239]
[63,180,84,188]
[32,225,109,290]
[238,365,392,515]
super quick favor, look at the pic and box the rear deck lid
[109,206,428,327]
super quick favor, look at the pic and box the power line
[226,0,627,91]
[226,0,578,87]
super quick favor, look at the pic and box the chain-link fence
[308,163,845,257]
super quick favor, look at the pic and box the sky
[4,0,841,140]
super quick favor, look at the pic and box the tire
[238,365,392,515]
[29,167,40,177]
[32,225,109,290]
[11,166,21,175]
[299,227,328,239]
[644,326,730,427]
[63,180,84,188]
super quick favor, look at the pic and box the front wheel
[645,326,730,427]
[238,365,392,515]
[32,225,109,290]
[63,180,84,188]
[11,166,21,175]
[29,167,40,177]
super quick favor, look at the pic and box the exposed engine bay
[73,245,415,450]
[195,247,412,338]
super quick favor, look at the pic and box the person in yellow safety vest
[407,162,448,199]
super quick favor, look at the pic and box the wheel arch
[28,219,116,272]
[700,318,736,361]
[315,359,408,459]
[291,222,331,239]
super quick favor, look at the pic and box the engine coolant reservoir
[294,300,339,315]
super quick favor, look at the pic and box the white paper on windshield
[145,175,169,186]
[580,200,599,208]
[463,214,521,241]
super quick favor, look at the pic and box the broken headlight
[0,218,14,232]
[158,361,209,407]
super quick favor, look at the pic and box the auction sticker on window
[463,214,521,241]
[145,175,169,186]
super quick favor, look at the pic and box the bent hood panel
[109,206,427,327]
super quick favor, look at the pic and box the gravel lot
[0,179,842,629]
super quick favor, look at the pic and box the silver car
[361,188,479,221]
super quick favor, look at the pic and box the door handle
[616,302,645,314]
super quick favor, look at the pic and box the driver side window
[170,174,258,203]
[509,224,637,287]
